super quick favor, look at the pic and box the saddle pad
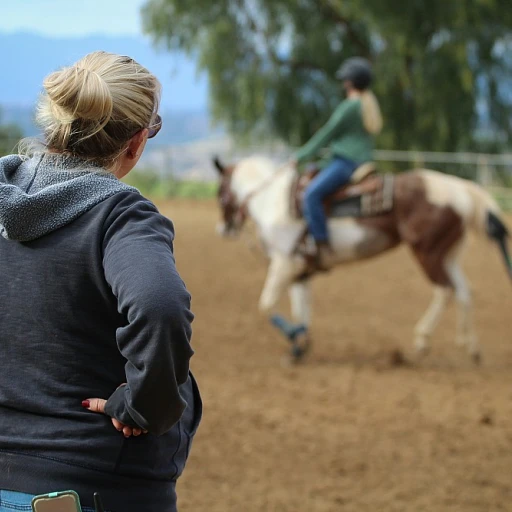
[329,174,394,218]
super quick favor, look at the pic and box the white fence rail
[142,139,512,180]
[140,141,512,209]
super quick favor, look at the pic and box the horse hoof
[280,353,302,367]
[280,355,294,368]
[291,344,306,360]
[414,343,430,359]
[279,341,309,367]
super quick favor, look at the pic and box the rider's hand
[82,385,148,438]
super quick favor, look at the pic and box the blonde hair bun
[44,66,113,126]
[34,51,161,167]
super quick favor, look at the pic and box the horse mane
[234,156,276,178]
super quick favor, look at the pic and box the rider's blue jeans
[303,155,358,242]
[0,490,97,512]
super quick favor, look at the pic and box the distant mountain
[1,103,221,146]
[0,32,219,144]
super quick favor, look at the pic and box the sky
[1,0,146,37]
[0,0,209,111]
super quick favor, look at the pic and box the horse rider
[293,57,383,271]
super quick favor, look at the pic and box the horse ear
[213,156,225,175]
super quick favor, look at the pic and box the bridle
[218,168,248,233]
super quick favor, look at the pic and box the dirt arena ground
[156,199,512,512]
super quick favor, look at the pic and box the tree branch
[317,0,370,58]
[275,56,327,73]
[237,0,327,73]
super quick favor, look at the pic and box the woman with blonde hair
[0,51,201,512]
[295,56,383,270]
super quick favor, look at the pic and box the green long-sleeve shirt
[295,98,374,164]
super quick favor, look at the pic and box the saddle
[291,162,394,219]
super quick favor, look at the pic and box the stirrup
[300,240,333,273]
[316,247,334,272]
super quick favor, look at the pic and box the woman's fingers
[82,398,106,414]
[112,418,135,437]
[84,398,147,437]
[111,418,124,431]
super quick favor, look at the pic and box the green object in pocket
[31,491,82,512]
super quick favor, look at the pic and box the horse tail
[486,211,512,280]
[465,181,512,280]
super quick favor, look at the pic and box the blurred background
[2,0,512,202]
[3,2,512,511]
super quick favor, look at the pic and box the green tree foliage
[0,109,23,157]
[142,0,512,152]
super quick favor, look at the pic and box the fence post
[476,155,493,187]
[413,151,424,170]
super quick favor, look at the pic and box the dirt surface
[156,199,512,512]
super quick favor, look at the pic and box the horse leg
[445,259,480,364]
[414,286,453,356]
[259,254,309,360]
[289,279,312,327]
[440,236,480,363]
[259,254,298,313]
[285,279,313,359]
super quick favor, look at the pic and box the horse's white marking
[445,239,480,358]
[289,281,312,327]
[448,261,476,347]
[422,170,474,219]
[421,170,500,233]
[259,253,306,313]
[264,222,305,256]
[329,218,382,262]
[216,221,228,237]
[414,286,453,354]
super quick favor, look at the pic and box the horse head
[212,156,246,237]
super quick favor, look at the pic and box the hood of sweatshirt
[0,152,139,241]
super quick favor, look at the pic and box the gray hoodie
[0,153,201,512]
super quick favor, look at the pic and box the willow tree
[142,0,512,152]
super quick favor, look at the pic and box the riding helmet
[336,57,373,90]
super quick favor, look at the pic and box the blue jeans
[0,490,97,512]
[303,156,358,242]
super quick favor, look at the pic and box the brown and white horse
[214,156,511,363]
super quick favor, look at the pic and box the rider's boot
[315,241,335,272]
[303,239,334,273]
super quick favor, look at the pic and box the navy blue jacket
[0,153,201,512]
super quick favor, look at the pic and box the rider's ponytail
[360,90,383,135]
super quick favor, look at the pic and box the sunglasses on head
[147,114,162,139]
